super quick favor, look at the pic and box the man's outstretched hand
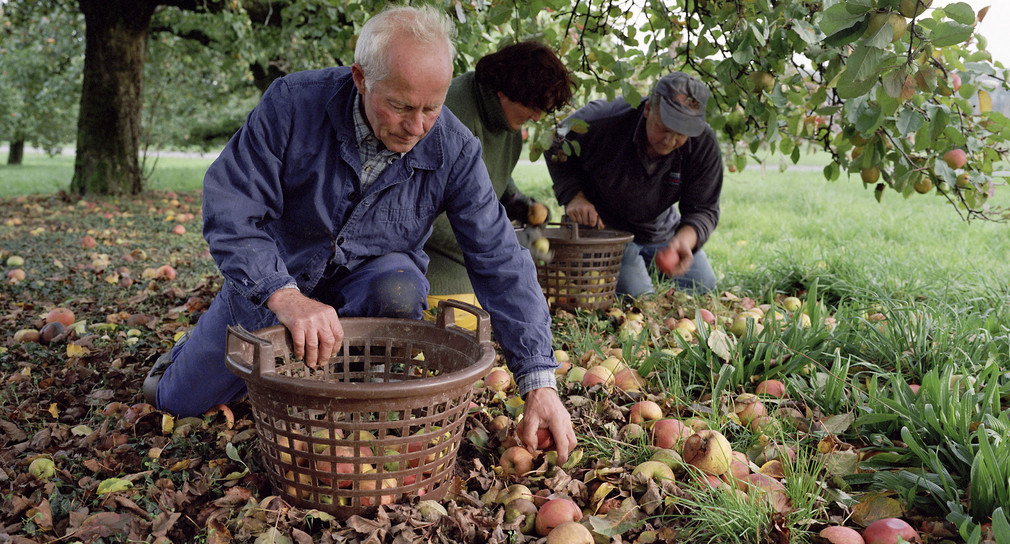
[520,387,577,465]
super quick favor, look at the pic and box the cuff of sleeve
[516,369,557,397]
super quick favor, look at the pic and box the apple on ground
[535,498,583,536]
[651,418,692,450]
[489,414,511,434]
[631,460,675,489]
[498,483,535,505]
[598,355,628,375]
[682,429,733,476]
[7,269,27,283]
[546,521,593,544]
[581,365,615,388]
[566,366,587,384]
[155,265,177,280]
[862,518,920,544]
[628,400,663,425]
[699,308,716,324]
[614,367,646,392]
[755,379,787,398]
[46,307,75,327]
[649,448,684,471]
[484,367,512,392]
[733,393,766,426]
[503,497,539,535]
[172,224,186,235]
[500,446,535,477]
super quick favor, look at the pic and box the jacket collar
[472,74,512,134]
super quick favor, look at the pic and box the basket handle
[559,215,582,240]
[435,299,491,343]
[225,324,277,377]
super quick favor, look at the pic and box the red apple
[46,307,75,327]
[942,149,967,169]
[862,518,920,544]
[484,367,512,392]
[733,393,766,426]
[581,365,615,388]
[535,498,583,536]
[655,247,680,275]
[651,418,692,450]
[6,269,26,283]
[629,400,663,425]
[755,379,787,398]
[819,526,866,544]
[172,224,186,235]
[80,235,97,248]
[699,308,716,324]
[155,265,177,280]
[614,367,646,392]
[518,418,554,450]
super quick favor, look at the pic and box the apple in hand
[655,247,680,275]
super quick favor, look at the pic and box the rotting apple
[503,497,539,535]
[733,393,766,426]
[682,429,733,476]
[13,329,40,343]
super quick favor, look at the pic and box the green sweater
[425,72,525,295]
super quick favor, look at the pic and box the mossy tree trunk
[71,0,157,196]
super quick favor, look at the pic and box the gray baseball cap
[653,72,710,137]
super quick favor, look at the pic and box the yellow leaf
[850,491,904,526]
[96,477,133,495]
[979,89,992,113]
[47,403,59,418]
[66,344,89,358]
[161,414,175,434]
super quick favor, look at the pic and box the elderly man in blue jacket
[143,5,575,462]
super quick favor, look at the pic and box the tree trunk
[71,0,157,195]
[7,136,25,165]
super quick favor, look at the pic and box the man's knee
[372,268,426,319]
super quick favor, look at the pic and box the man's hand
[564,191,604,229]
[520,387,577,465]
[266,288,343,368]
[658,225,698,277]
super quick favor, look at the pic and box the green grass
[515,157,1010,302]
[0,152,214,196]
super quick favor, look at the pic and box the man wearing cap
[546,72,722,296]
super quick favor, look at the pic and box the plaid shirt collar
[352,94,402,165]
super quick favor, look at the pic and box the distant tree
[0,0,83,165]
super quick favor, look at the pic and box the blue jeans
[615,240,717,298]
[155,252,428,417]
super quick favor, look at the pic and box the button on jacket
[201,66,558,386]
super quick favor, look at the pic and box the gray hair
[354,4,457,84]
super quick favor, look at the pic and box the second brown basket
[535,219,634,311]
[224,300,495,518]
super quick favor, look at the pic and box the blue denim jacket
[201,67,557,391]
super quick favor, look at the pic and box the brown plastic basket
[536,219,634,311]
[224,300,495,518]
